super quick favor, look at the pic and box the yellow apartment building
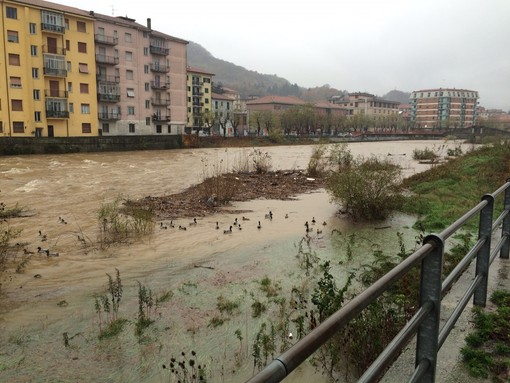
[0,0,97,137]
[186,66,213,134]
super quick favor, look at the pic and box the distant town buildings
[330,92,400,116]
[410,88,479,129]
[186,66,213,134]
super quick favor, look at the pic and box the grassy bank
[401,143,510,232]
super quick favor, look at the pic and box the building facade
[1,0,188,138]
[1,0,97,137]
[186,66,213,133]
[410,88,479,129]
[330,92,400,116]
[211,92,234,136]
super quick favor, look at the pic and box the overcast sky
[54,0,510,110]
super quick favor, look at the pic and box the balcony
[43,45,66,55]
[44,89,68,98]
[46,110,69,118]
[152,114,171,123]
[94,34,118,46]
[150,63,170,73]
[150,45,169,56]
[41,22,65,34]
[95,54,119,65]
[98,93,120,103]
[43,67,67,77]
[98,112,120,121]
[97,74,120,83]
[46,98,69,119]
[150,81,170,90]
[151,98,170,106]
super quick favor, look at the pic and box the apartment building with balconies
[0,0,97,137]
[410,88,479,129]
[93,15,188,135]
[186,66,213,133]
[330,92,400,116]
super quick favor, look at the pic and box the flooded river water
[0,140,471,382]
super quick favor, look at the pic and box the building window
[80,83,89,94]
[144,65,149,74]
[78,42,87,53]
[69,103,74,113]
[102,123,109,133]
[143,47,149,56]
[0,122,3,133]
[10,77,21,88]
[129,123,135,133]
[7,30,19,43]
[82,123,91,133]
[127,88,135,97]
[67,61,72,72]
[77,21,86,32]
[13,122,24,133]
[125,51,133,61]
[8,54,20,66]
[65,40,70,51]
[33,89,40,100]
[145,100,150,108]
[168,125,171,134]
[125,33,132,42]
[29,23,36,34]
[30,45,38,56]
[68,82,73,92]
[81,104,90,114]
[32,68,39,79]
[35,111,42,122]
[11,100,23,111]
[146,117,151,125]
[128,106,135,115]
[144,82,150,91]
[156,125,162,133]
[126,70,134,80]
[143,31,148,38]
[78,63,89,73]
[6,6,17,19]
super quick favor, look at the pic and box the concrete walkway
[381,254,510,382]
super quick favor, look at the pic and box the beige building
[410,88,479,129]
[0,0,97,137]
[330,92,400,116]
[93,14,188,136]
[186,66,213,133]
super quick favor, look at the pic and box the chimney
[147,18,151,29]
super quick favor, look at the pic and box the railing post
[474,194,494,306]
[500,180,510,259]
[415,234,444,383]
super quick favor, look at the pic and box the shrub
[412,147,439,161]
[307,144,329,177]
[199,157,239,204]
[250,148,272,174]
[327,155,403,220]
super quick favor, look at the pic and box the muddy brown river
[0,140,472,382]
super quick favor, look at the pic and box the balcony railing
[43,67,67,77]
[152,115,171,122]
[44,89,68,98]
[95,54,119,65]
[98,112,120,120]
[150,63,170,73]
[46,110,69,118]
[41,22,65,34]
[97,93,120,103]
[94,34,118,45]
[151,98,170,106]
[150,46,169,56]
[150,81,170,90]
[97,74,120,83]
[42,45,66,55]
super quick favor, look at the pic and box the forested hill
[187,41,410,103]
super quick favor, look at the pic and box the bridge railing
[247,180,510,383]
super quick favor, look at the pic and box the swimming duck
[242,216,250,221]
[233,218,238,226]
[37,246,48,253]
[257,221,261,229]
[215,221,219,230]
[311,217,316,225]
[223,226,233,234]
[264,211,273,220]
[45,249,59,257]
[178,225,187,231]
[160,222,168,229]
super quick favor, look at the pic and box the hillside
[187,41,407,104]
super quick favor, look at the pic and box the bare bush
[250,148,272,174]
[199,157,239,205]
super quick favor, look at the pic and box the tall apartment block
[410,88,479,129]
[0,0,97,137]
[186,66,213,133]
[93,14,188,135]
[1,0,188,137]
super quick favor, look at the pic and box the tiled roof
[314,101,347,110]
[9,0,92,17]
[93,13,149,30]
[187,66,215,76]
[212,93,235,101]
[246,95,307,106]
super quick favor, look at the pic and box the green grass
[98,318,128,340]
[401,143,510,232]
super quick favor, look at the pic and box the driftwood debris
[193,264,215,270]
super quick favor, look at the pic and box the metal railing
[248,180,510,383]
